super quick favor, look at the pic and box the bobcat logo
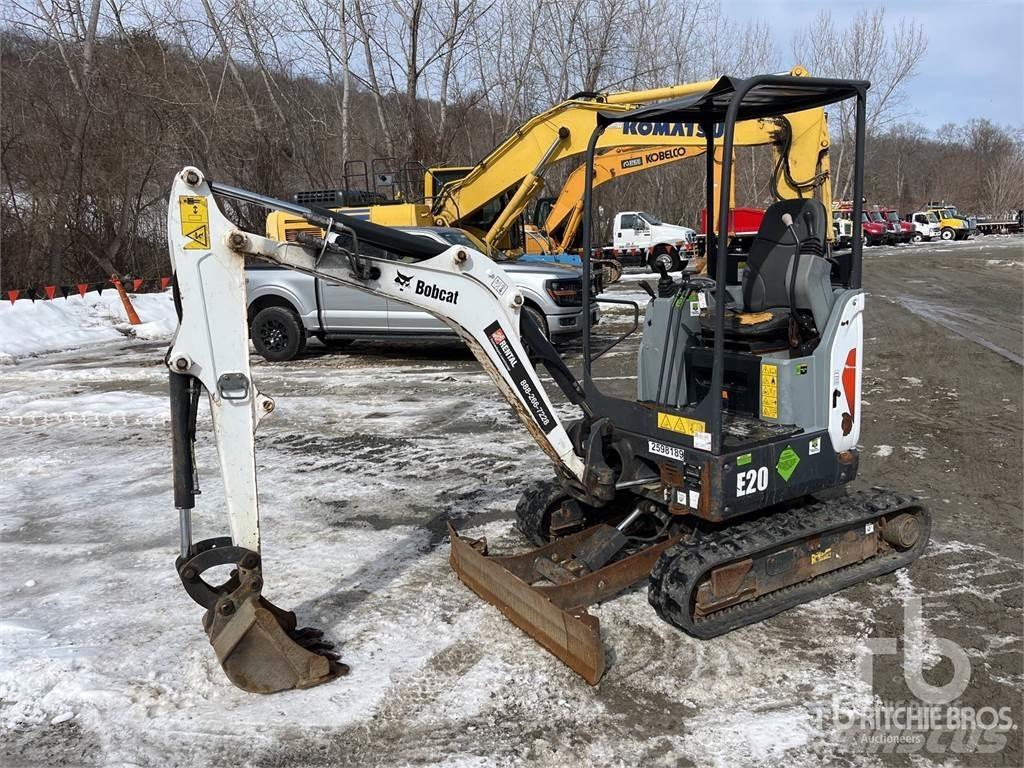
[395,271,413,291]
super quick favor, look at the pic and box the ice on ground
[0,290,177,362]
[872,445,893,458]
[903,444,927,459]
[0,390,169,424]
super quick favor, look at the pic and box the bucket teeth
[201,564,347,693]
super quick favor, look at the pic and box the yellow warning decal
[810,547,832,565]
[657,412,705,436]
[179,195,210,250]
[761,363,778,419]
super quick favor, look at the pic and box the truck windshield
[640,213,663,226]
[869,211,885,223]
[886,211,900,223]
[436,229,512,261]
[927,212,939,223]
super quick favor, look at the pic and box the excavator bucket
[203,595,347,694]
[448,523,678,684]
[180,544,347,694]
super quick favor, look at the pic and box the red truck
[696,207,765,253]
[841,208,887,246]
[878,208,913,244]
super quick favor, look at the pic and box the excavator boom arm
[165,167,587,692]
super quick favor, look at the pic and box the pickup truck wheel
[911,231,924,243]
[940,227,955,241]
[251,305,306,362]
[648,247,680,273]
[521,304,549,361]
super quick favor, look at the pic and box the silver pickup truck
[245,226,599,361]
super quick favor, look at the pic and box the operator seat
[701,198,834,348]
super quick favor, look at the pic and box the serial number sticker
[810,547,833,565]
[648,440,686,461]
[178,195,210,250]
[657,413,705,437]
[689,489,700,509]
[761,363,778,419]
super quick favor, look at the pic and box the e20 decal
[736,466,768,497]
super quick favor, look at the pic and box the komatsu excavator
[166,73,929,693]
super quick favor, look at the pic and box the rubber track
[648,487,931,639]
[515,479,567,546]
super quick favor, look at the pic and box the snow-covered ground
[0,291,177,362]
[1,243,1021,766]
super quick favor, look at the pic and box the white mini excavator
[166,73,929,693]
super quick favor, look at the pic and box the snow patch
[902,445,927,459]
[872,445,893,458]
[0,290,177,362]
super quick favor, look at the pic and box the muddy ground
[0,237,1021,767]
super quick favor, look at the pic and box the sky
[736,0,1024,130]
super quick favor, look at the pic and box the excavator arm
[166,167,592,692]
[543,107,832,251]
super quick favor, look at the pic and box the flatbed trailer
[976,217,1023,235]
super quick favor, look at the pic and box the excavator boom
[166,167,592,692]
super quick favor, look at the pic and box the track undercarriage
[450,482,929,684]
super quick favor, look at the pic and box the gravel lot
[1,236,1021,767]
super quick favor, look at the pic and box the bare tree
[793,7,927,198]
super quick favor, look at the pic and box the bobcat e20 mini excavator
[165,74,930,693]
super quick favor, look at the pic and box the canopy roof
[598,74,868,126]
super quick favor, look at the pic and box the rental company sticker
[808,437,821,455]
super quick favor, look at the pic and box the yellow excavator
[268,67,823,261]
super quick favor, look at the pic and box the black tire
[520,304,549,362]
[251,305,306,362]
[515,478,569,545]
[940,227,955,241]
[911,231,923,243]
[648,246,680,273]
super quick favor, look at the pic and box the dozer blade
[449,523,677,684]
[181,543,348,694]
